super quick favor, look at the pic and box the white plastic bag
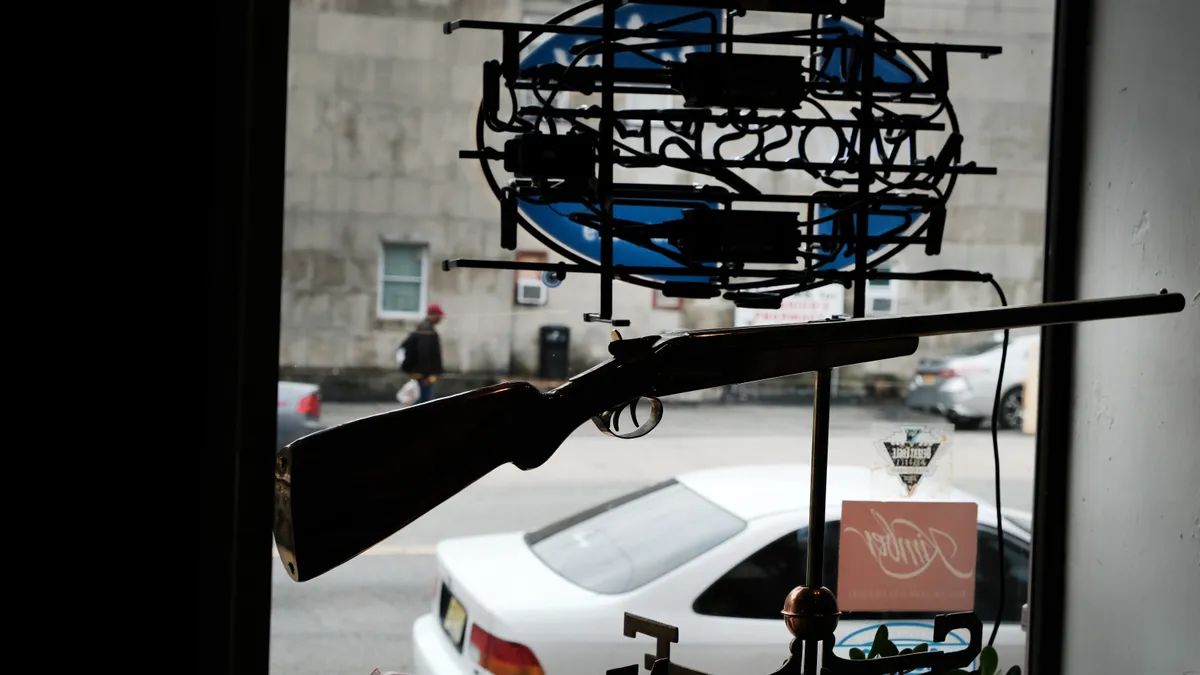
[395,379,420,407]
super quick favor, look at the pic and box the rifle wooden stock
[275,382,560,583]
[274,338,918,582]
[275,290,1186,582]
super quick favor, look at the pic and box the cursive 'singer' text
[844,509,974,580]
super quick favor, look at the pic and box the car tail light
[937,369,957,378]
[296,392,321,418]
[467,625,544,675]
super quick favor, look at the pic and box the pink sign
[837,501,978,612]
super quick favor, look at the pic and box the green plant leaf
[878,639,900,658]
[892,644,928,675]
[868,625,890,659]
[980,646,999,675]
[849,648,866,660]
[1004,666,1022,675]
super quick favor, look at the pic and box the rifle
[273,291,1185,582]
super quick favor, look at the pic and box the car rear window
[524,479,747,594]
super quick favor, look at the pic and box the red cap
[427,303,445,316]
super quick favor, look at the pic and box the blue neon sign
[516,11,936,283]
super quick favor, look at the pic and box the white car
[412,464,1032,675]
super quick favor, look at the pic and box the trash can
[538,325,570,380]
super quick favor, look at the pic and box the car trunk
[433,532,599,674]
[913,356,954,379]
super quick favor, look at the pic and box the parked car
[413,464,1032,675]
[276,381,325,451]
[906,333,1039,430]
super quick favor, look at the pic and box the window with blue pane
[379,242,427,316]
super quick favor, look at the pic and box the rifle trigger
[590,397,664,440]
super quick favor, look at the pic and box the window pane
[381,280,421,313]
[526,481,746,594]
[383,244,423,278]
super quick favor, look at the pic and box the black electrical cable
[986,276,1009,648]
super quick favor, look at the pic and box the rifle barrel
[684,292,1186,348]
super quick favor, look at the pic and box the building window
[378,242,428,318]
[865,266,896,316]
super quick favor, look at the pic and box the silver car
[906,333,1039,430]
[905,335,1006,413]
[277,381,326,451]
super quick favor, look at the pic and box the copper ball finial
[780,585,841,639]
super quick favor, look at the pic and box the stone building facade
[280,0,1054,399]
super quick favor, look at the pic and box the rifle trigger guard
[591,396,664,440]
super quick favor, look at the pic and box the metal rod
[599,0,616,321]
[724,8,735,54]
[853,21,877,319]
[515,182,945,203]
[443,259,993,283]
[804,367,834,675]
[444,19,1003,55]
[613,156,997,175]
[512,70,951,98]
[509,104,947,131]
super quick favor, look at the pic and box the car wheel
[999,386,1024,430]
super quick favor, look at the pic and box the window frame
[376,240,429,320]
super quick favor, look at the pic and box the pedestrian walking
[397,304,446,404]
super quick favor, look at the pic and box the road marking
[271,544,436,558]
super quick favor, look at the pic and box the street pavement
[270,401,1036,675]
